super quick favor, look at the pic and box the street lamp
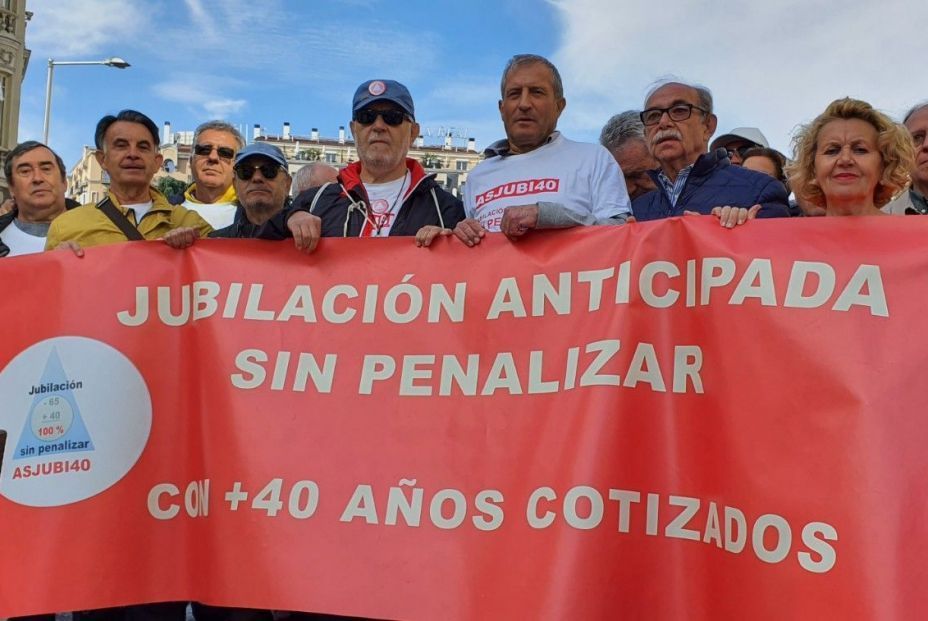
[43,57,131,144]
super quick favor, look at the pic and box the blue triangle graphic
[13,347,95,460]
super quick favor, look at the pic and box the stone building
[67,121,484,204]
[0,0,31,199]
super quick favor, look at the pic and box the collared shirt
[906,188,928,215]
[657,165,694,208]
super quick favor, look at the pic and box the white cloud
[548,0,928,153]
[203,98,247,117]
[152,74,248,118]
[26,0,147,57]
[183,0,219,41]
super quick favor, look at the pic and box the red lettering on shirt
[474,178,560,210]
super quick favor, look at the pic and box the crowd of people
[2,53,926,262]
[2,52,926,619]
[1,53,925,263]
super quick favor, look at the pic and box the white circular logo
[0,336,152,507]
[368,80,386,96]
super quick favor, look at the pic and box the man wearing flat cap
[259,79,464,252]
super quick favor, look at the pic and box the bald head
[293,163,339,195]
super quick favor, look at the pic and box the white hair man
[632,80,789,226]
[883,101,928,214]
[600,111,658,201]
[292,162,339,196]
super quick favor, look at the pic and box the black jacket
[258,159,464,240]
[0,209,14,257]
[209,199,292,239]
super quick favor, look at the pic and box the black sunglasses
[727,145,755,159]
[353,108,410,126]
[194,143,236,161]
[234,162,284,180]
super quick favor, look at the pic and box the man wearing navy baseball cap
[259,78,464,251]
[163,142,293,246]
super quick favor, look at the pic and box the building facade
[67,122,484,204]
[252,123,483,196]
[0,0,31,198]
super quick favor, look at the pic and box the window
[325,152,337,164]
[456,160,468,171]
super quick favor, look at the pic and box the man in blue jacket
[631,81,789,225]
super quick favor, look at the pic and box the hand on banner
[415,225,452,247]
[685,204,761,228]
[453,218,487,247]
[162,227,201,249]
[54,240,84,257]
[501,205,539,241]
[287,211,322,254]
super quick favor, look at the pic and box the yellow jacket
[45,188,213,250]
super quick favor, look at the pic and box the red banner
[1,218,927,619]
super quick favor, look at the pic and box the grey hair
[599,110,647,152]
[500,54,564,100]
[903,101,928,125]
[644,78,714,115]
[292,162,338,195]
[193,120,245,149]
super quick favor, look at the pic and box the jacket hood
[338,158,432,201]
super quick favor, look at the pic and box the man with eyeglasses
[710,127,770,167]
[261,79,464,252]
[453,54,631,246]
[631,81,789,226]
[884,101,928,214]
[173,120,246,228]
[46,109,212,254]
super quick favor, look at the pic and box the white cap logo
[368,81,386,96]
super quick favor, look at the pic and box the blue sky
[20,0,928,171]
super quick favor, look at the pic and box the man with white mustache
[631,81,789,226]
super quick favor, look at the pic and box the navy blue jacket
[632,148,790,221]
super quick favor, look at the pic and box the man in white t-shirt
[0,141,69,257]
[175,120,245,228]
[454,54,632,246]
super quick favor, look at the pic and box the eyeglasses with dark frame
[353,108,411,127]
[234,162,285,181]
[639,103,708,127]
[194,143,236,161]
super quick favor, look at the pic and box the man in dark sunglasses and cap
[163,142,293,246]
[257,79,464,252]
